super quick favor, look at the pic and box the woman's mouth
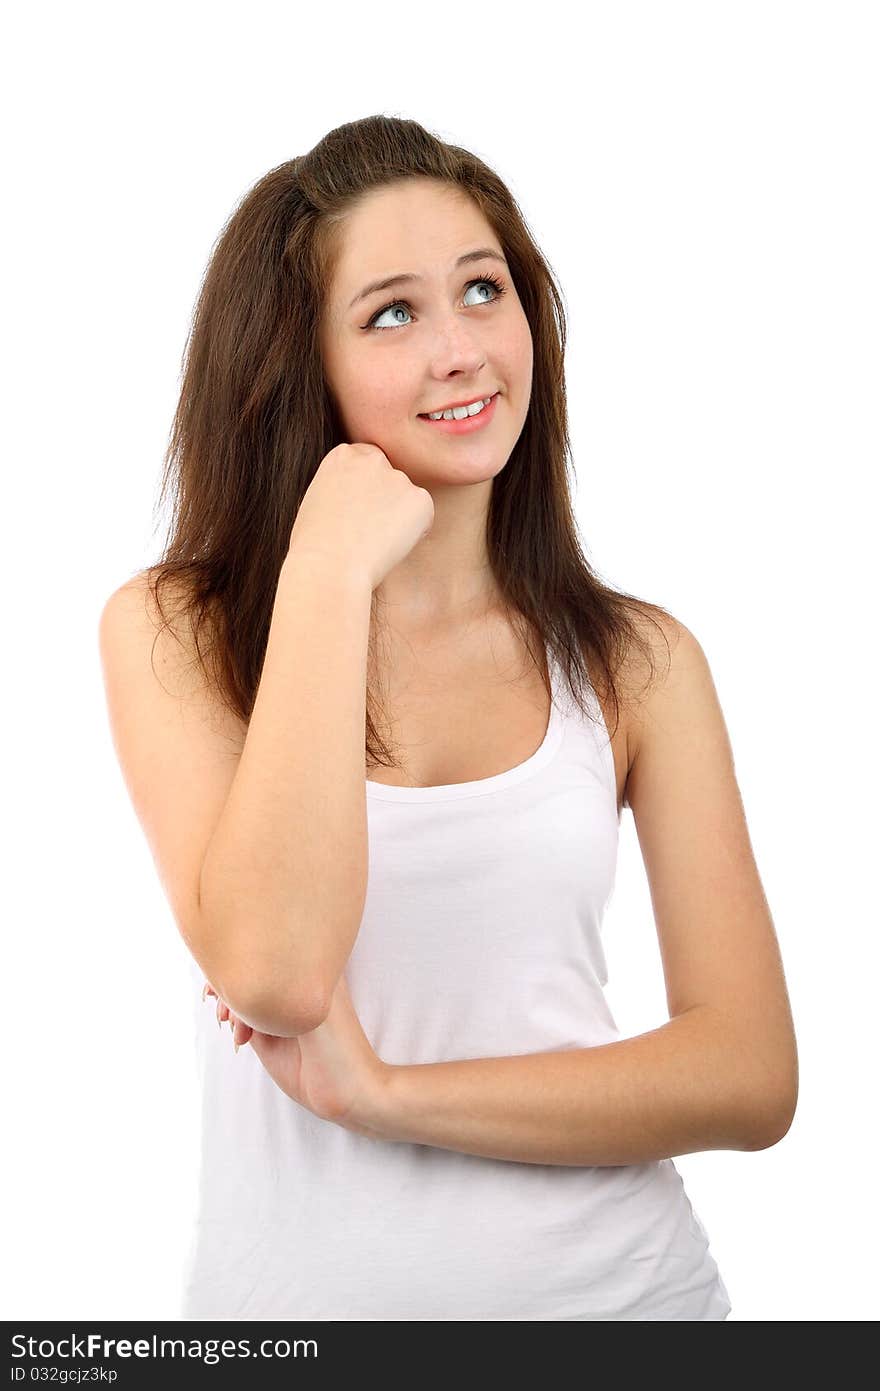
[417,392,500,435]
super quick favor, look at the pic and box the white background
[3,0,877,1322]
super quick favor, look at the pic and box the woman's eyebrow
[348,248,508,310]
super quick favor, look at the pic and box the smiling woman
[316,175,534,562]
[99,112,795,1322]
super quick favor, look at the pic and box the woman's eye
[367,277,503,332]
[371,303,413,331]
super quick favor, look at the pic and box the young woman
[98,114,797,1320]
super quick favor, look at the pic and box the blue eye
[364,274,507,332]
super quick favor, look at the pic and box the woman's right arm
[198,550,374,1036]
[99,442,433,1038]
[98,555,372,1039]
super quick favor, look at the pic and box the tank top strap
[545,640,616,808]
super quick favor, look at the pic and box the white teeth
[426,395,493,421]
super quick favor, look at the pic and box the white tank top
[180,643,732,1320]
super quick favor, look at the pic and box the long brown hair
[144,114,670,774]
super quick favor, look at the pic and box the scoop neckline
[365,647,566,803]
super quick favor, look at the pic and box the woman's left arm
[357,617,799,1165]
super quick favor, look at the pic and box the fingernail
[201,982,208,1002]
[233,1041,240,1054]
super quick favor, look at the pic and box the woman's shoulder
[107,567,235,721]
[614,602,703,768]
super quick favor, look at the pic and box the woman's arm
[355,616,798,1165]
[359,1003,791,1164]
[198,550,374,1034]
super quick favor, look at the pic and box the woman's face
[318,178,533,489]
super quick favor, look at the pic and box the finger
[231,1017,253,1052]
[202,981,218,1002]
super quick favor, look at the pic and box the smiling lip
[418,392,500,435]
[420,390,498,415]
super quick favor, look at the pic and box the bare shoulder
[617,606,702,768]
[97,569,248,982]
[101,568,206,686]
[99,569,247,747]
[599,603,682,806]
[99,568,195,668]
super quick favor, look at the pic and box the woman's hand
[204,981,254,1051]
[202,977,390,1139]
